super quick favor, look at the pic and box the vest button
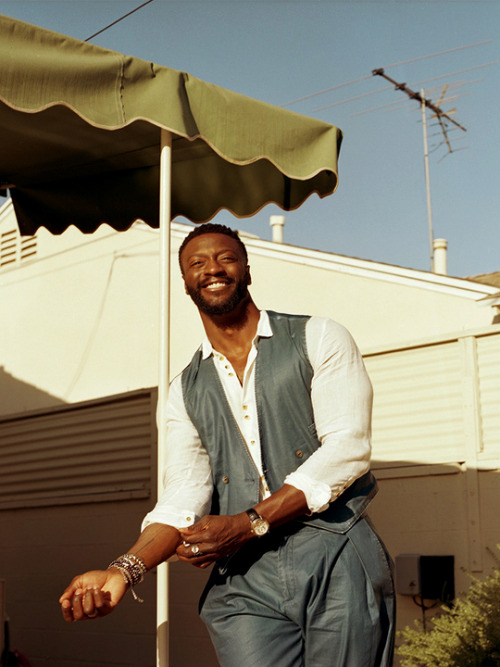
[295,450,303,458]
[222,475,230,484]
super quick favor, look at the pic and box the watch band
[246,508,261,523]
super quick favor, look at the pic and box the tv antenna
[372,68,467,272]
[282,41,495,272]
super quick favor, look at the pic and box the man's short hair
[178,223,248,273]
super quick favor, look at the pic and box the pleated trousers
[199,517,395,667]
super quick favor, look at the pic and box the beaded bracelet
[108,553,148,603]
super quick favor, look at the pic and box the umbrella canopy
[0,14,342,236]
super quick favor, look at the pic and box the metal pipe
[421,88,435,272]
[157,128,172,667]
[433,238,448,275]
[270,215,285,243]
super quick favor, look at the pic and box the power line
[351,97,419,118]
[424,78,484,96]
[349,67,492,117]
[411,62,497,87]
[85,0,155,42]
[281,75,372,107]
[313,85,393,112]
[383,39,492,69]
[372,89,473,118]
[282,40,493,108]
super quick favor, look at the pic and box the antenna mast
[372,68,467,271]
[420,88,435,270]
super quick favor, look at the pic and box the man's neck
[200,298,261,358]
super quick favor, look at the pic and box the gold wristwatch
[246,508,270,536]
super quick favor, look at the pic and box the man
[60,223,395,666]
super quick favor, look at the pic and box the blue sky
[1,0,499,277]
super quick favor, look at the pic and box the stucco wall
[0,214,496,415]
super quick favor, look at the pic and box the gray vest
[181,311,377,534]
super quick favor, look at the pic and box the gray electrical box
[395,554,454,602]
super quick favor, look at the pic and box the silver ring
[191,544,200,555]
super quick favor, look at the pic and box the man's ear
[183,277,189,295]
[246,265,252,286]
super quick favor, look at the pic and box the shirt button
[222,475,230,484]
[244,414,250,420]
[295,450,304,458]
[250,440,256,445]
[186,516,191,522]
[229,372,234,377]
[243,404,248,410]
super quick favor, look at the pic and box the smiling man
[181,229,252,316]
[60,223,395,667]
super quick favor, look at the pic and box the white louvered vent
[0,228,37,267]
[0,390,156,508]
[20,233,37,261]
[0,228,17,266]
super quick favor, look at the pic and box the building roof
[2,198,498,302]
[467,271,500,288]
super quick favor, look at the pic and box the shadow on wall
[368,459,500,651]
[0,366,65,416]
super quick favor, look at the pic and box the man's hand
[177,513,252,568]
[59,569,128,622]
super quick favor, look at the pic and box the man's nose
[204,258,225,274]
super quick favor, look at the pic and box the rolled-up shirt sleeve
[141,374,213,531]
[284,317,373,513]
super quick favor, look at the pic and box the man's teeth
[206,282,227,290]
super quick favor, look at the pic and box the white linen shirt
[142,311,373,530]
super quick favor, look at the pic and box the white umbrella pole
[157,128,172,667]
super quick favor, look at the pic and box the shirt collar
[201,310,273,359]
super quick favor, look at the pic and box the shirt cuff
[141,507,201,532]
[284,472,332,514]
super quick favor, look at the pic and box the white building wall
[365,327,500,643]
[0,200,497,416]
[2,201,500,664]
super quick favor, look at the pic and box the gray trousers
[199,517,395,667]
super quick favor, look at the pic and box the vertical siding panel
[476,334,500,458]
[365,341,465,465]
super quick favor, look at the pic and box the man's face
[180,233,251,316]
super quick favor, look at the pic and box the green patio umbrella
[0,13,342,666]
[0,15,341,236]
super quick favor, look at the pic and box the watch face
[253,519,269,536]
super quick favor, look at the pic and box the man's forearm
[253,483,309,528]
[176,484,309,568]
[126,522,182,570]
[59,523,181,622]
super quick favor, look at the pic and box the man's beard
[186,278,249,316]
